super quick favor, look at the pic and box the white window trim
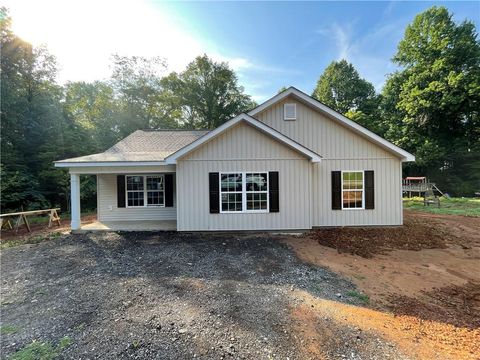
[219,172,269,214]
[125,174,165,208]
[283,103,297,120]
[341,170,365,210]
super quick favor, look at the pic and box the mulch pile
[311,216,454,258]
[388,281,480,329]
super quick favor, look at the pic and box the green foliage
[382,6,480,196]
[346,291,370,304]
[0,325,19,335]
[161,54,256,129]
[0,11,255,213]
[403,197,480,217]
[0,231,63,249]
[10,336,71,360]
[312,59,382,133]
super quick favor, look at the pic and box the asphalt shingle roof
[56,130,209,163]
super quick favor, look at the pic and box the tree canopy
[1,5,479,213]
[161,55,255,129]
[312,59,382,132]
[381,6,480,195]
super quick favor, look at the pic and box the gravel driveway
[1,232,406,359]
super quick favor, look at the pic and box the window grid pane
[342,171,363,209]
[127,176,144,191]
[221,193,242,212]
[246,172,268,211]
[128,191,144,207]
[147,176,164,191]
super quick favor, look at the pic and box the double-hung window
[126,175,165,207]
[341,171,364,209]
[220,173,243,212]
[220,172,269,213]
[246,173,268,210]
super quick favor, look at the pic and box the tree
[161,55,255,129]
[382,6,480,195]
[312,60,377,114]
[312,60,382,132]
[1,8,67,211]
[110,54,179,135]
[63,81,120,151]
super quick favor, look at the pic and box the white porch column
[70,173,81,230]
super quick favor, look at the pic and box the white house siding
[176,122,312,231]
[97,173,177,222]
[256,97,403,226]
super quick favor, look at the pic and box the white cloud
[316,19,406,91]
[3,0,257,84]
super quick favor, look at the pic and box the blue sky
[7,0,480,102]
[160,1,479,100]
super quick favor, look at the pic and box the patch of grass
[10,336,72,360]
[346,290,370,304]
[403,197,480,217]
[0,325,19,335]
[0,232,63,249]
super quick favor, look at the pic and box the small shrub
[346,290,369,304]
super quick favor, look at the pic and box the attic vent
[284,103,296,120]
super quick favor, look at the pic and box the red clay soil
[311,214,454,258]
[283,211,480,359]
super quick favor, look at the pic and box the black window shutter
[117,175,126,208]
[165,174,174,207]
[209,173,219,213]
[269,171,279,213]
[331,171,341,210]
[365,170,374,210]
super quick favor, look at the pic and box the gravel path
[1,232,408,359]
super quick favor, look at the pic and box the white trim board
[248,87,415,162]
[165,113,322,164]
[55,161,168,168]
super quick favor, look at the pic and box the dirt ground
[1,211,478,359]
[0,214,96,242]
[283,211,480,359]
[1,232,403,360]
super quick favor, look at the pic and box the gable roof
[165,113,322,164]
[248,87,415,162]
[55,130,208,167]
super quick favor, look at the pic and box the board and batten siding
[97,173,177,222]
[255,97,403,226]
[176,122,312,231]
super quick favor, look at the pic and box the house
[54,87,415,232]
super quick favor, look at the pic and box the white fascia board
[248,87,415,162]
[54,161,168,168]
[164,113,322,164]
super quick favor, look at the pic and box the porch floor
[75,220,177,233]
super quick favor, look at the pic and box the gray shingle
[56,130,209,163]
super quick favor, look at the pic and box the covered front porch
[67,165,178,233]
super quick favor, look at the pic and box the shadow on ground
[0,232,449,359]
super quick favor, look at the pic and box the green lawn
[403,197,480,217]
